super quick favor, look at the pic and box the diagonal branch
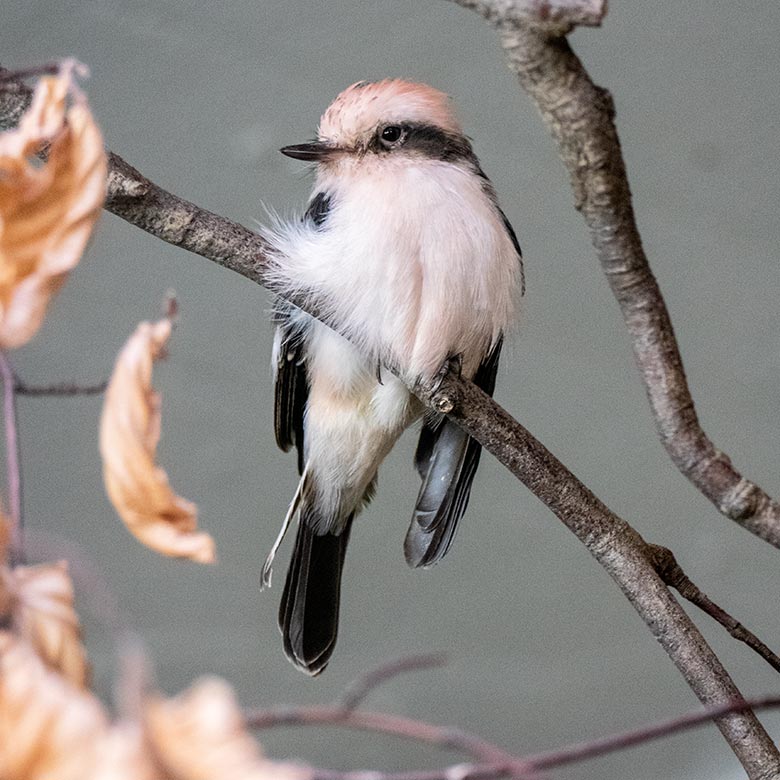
[447,0,780,548]
[1,63,778,775]
[246,693,780,779]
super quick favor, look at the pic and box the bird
[261,79,524,675]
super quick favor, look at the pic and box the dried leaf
[99,317,215,563]
[6,560,90,687]
[145,677,308,780]
[93,721,161,780]
[0,632,107,780]
[0,62,107,349]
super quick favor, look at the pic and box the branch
[649,544,780,674]
[447,0,780,549]
[0,351,23,565]
[337,653,447,712]
[13,379,107,397]
[1,63,777,774]
[450,0,606,32]
[246,690,780,780]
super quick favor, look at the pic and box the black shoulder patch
[304,192,331,229]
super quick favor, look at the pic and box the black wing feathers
[273,316,308,475]
[498,206,525,296]
[305,191,331,229]
[405,338,503,568]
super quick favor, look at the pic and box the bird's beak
[279,141,340,162]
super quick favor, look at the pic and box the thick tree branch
[2,62,778,775]
[447,0,780,548]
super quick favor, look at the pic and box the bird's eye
[379,125,404,148]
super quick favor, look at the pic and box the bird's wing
[272,192,333,474]
[273,309,308,475]
[404,337,503,568]
[497,205,525,297]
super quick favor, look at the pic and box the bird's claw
[429,353,462,395]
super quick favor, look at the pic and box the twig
[248,694,780,780]
[649,544,780,674]
[338,653,447,712]
[447,0,780,548]
[13,379,107,397]
[246,706,524,769]
[310,766,523,780]
[0,351,23,565]
[0,60,776,772]
[524,694,780,771]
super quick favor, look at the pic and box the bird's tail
[279,501,353,676]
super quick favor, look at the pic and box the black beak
[279,142,339,161]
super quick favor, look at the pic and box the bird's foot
[429,353,462,396]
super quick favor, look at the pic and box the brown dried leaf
[145,677,308,780]
[0,63,107,349]
[93,721,161,780]
[0,632,107,780]
[99,317,215,563]
[6,560,90,687]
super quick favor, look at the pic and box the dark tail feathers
[279,517,352,676]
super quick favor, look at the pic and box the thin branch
[0,351,23,565]
[649,544,780,674]
[447,0,780,548]
[1,61,777,773]
[13,379,107,397]
[525,695,780,772]
[0,63,62,83]
[246,706,524,768]
[248,695,780,780]
[310,767,523,780]
[337,653,448,712]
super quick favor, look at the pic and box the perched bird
[262,79,523,675]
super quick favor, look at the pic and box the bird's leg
[429,353,462,396]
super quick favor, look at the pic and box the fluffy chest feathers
[267,158,519,379]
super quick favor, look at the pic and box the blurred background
[2,1,779,778]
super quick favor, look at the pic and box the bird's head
[280,80,473,169]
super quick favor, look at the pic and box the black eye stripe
[369,122,476,164]
[400,123,474,162]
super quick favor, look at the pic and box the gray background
[2,2,779,778]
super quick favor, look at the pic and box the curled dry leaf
[0,632,107,780]
[99,317,215,563]
[145,677,309,780]
[0,62,107,349]
[3,560,90,688]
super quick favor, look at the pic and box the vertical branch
[448,1,780,548]
[0,351,23,564]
